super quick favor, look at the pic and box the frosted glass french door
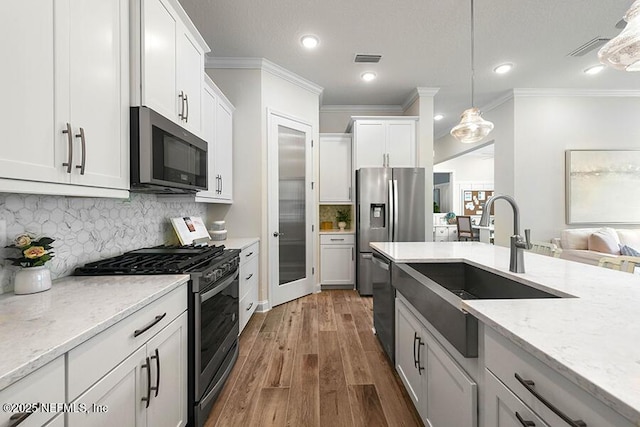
[268,111,314,307]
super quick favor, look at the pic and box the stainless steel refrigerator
[356,167,426,295]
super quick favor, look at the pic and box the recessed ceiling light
[300,35,319,49]
[361,72,377,82]
[584,64,605,75]
[434,114,444,121]
[493,63,513,74]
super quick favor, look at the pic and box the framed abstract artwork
[566,150,640,224]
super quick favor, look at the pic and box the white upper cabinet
[132,0,209,137]
[196,75,234,203]
[319,134,352,203]
[0,0,129,197]
[352,117,418,169]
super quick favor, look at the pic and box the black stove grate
[74,244,225,275]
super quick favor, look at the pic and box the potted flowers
[6,234,55,295]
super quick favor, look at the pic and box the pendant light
[450,0,494,143]
[598,0,640,71]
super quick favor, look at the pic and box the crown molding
[205,56,324,96]
[320,105,404,113]
[513,88,640,97]
[482,91,515,113]
[402,87,440,111]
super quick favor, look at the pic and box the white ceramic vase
[14,266,52,295]
[338,221,347,231]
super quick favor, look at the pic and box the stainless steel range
[75,244,240,427]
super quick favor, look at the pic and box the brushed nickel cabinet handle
[62,123,73,173]
[184,93,189,123]
[75,127,86,175]
[178,91,185,120]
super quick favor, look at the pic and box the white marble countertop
[370,241,640,424]
[220,237,259,250]
[0,274,189,390]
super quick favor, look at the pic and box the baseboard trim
[320,284,356,291]
[256,300,270,313]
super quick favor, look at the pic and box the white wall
[513,94,640,244]
[206,67,320,305]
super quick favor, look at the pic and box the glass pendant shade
[598,0,640,71]
[450,107,494,144]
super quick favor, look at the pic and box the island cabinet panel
[395,297,477,427]
[485,369,550,427]
[484,327,634,427]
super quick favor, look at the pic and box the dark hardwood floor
[205,290,423,427]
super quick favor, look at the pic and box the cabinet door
[145,312,188,427]
[485,369,550,427]
[215,100,233,200]
[319,135,352,202]
[141,0,178,121]
[67,0,129,190]
[354,121,386,168]
[386,120,416,167]
[43,414,64,427]
[395,300,426,417]
[197,79,218,200]
[320,244,355,285]
[0,3,67,184]
[176,29,203,135]
[424,330,477,427]
[68,346,146,427]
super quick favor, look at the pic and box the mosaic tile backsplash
[0,193,208,294]
[319,205,354,230]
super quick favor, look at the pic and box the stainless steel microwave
[130,106,207,194]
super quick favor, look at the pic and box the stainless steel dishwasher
[372,251,395,363]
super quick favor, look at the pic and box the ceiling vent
[354,54,382,63]
[567,37,611,57]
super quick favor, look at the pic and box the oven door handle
[201,270,239,303]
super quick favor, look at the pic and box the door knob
[273,231,285,237]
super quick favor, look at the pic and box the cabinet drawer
[240,255,259,298]
[485,328,634,427]
[68,285,187,400]
[485,369,550,427]
[320,234,355,245]
[0,356,64,427]
[239,280,258,333]
[240,241,259,265]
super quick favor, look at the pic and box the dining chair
[597,256,640,273]
[456,216,477,241]
[528,241,562,258]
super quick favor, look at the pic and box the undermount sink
[407,262,559,300]
[392,262,564,358]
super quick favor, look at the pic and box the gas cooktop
[74,244,228,275]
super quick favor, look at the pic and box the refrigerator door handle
[388,179,394,242]
[393,180,399,241]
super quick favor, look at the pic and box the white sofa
[552,228,640,266]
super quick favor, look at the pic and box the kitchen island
[371,241,640,426]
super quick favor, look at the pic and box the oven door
[194,268,239,399]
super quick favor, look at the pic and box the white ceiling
[179,0,640,136]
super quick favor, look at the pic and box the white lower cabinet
[238,240,260,333]
[396,298,477,427]
[68,286,188,427]
[485,369,550,427]
[433,225,458,242]
[484,327,634,427]
[320,233,355,286]
[0,356,65,427]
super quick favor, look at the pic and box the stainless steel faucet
[479,194,532,273]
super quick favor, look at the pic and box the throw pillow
[620,244,640,257]
[588,228,621,255]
